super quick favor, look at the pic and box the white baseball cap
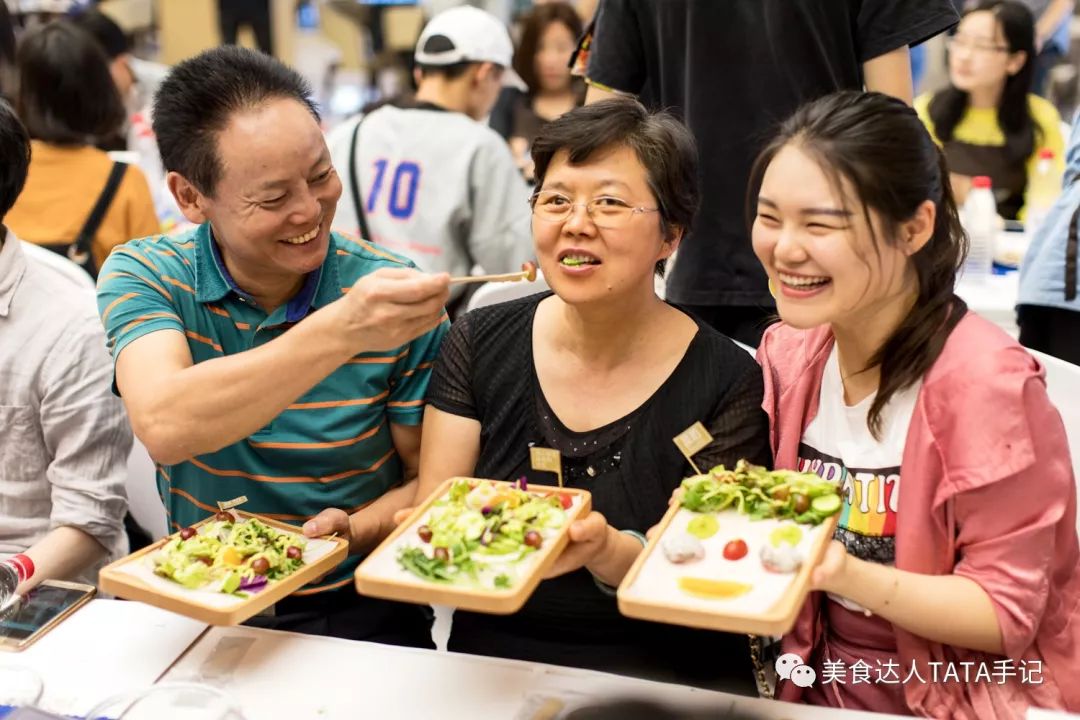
[414,6,514,68]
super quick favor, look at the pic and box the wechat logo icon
[776,653,817,688]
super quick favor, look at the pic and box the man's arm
[303,422,427,554]
[1036,0,1074,50]
[584,82,626,104]
[16,527,108,595]
[114,268,449,465]
[583,0,646,104]
[864,45,914,105]
[19,307,132,593]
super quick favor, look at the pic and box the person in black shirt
[582,0,960,346]
[417,99,772,692]
[218,0,273,56]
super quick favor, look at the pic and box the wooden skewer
[450,261,537,286]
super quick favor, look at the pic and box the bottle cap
[8,554,34,582]
[972,176,993,189]
[1038,149,1055,160]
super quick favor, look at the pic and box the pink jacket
[759,313,1080,719]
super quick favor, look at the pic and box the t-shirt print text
[797,444,898,565]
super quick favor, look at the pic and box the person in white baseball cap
[412,5,514,119]
[327,4,532,313]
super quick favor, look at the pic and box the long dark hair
[929,0,1037,165]
[748,91,969,438]
[513,2,583,97]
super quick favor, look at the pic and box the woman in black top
[418,99,771,692]
[507,3,585,181]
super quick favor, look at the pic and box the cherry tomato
[214,511,235,523]
[179,527,196,540]
[433,547,450,563]
[251,557,270,575]
[523,531,543,549]
[417,525,433,543]
[197,556,212,566]
[558,493,573,510]
[723,539,749,561]
[286,546,302,560]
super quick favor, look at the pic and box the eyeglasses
[528,191,660,229]
[946,35,1010,54]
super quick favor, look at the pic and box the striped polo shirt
[96,223,449,593]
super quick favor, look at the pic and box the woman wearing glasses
[412,98,771,691]
[915,0,1064,219]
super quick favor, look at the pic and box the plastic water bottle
[0,554,34,614]
[963,176,997,283]
[1026,148,1061,238]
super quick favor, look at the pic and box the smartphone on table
[0,580,96,652]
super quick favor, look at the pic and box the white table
[162,624,912,720]
[1,600,918,720]
[3,599,1070,719]
[956,272,1021,337]
[0,600,206,717]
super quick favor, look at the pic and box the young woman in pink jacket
[750,90,1079,719]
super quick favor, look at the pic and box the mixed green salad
[680,460,842,526]
[397,479,574,589]
[152,513,306,595]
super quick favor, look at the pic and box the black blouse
[426,293,772,692]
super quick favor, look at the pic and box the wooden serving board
[355,478,591,614]
[99,511,348,625]
[617,501,838,636]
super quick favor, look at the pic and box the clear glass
[0,665,44,708]
[528,191,659,229]
[83,683,244,720]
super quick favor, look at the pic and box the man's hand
[332,268,450,354]
[304,508,357,552]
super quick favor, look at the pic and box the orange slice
[678,577,752,600]
[221,546,244,567]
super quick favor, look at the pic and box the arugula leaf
[398,548,457,583]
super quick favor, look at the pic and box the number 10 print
[368,159,421,220]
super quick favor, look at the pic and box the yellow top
[6,141,161,269]
[915,93,1065,219]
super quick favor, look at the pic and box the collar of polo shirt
[192,223,341,325]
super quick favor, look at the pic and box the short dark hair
[531,97,699,276]
[513,2,583,96]
[417,60,476,81]
[70,8,130,60]
[0,99,31,222]
[152,45,319,196]
[16,20,127,146]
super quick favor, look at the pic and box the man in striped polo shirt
[96,47,450,645]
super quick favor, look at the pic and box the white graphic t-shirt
[798,346,921,613]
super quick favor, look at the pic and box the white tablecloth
[5,599,1072,719]
[161,624,912,720]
